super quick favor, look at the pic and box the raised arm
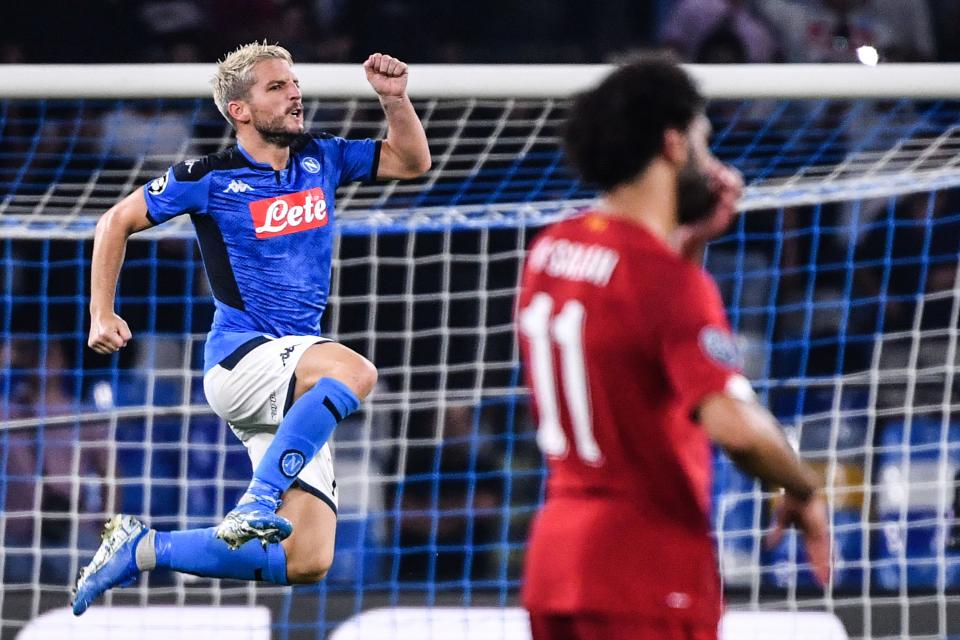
[698,388,831,585]
[88,187,154,354]
[363,53,431,179]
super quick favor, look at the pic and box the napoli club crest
[301,156,321,174]
[280,450,306,478]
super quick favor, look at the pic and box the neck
[236,130,291,170]
[595,159,678,243]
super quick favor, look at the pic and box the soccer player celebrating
[72,43,430,615]
[517,55,830,640]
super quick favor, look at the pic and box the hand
[88,312,132,354]
[674,160,743,259]
[766,491,832,587]
[363,53,409,99]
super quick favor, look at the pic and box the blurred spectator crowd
[3,0,960,65]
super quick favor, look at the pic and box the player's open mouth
[289,108,302,117]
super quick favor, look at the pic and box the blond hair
[212,42,294,126]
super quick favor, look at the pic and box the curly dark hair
[563,52,704,191]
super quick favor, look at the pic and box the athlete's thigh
[243,432,339,513]
[242,429,339,566]
[203,335,328,427]
[293,341,376,401]
[278,485,337,561]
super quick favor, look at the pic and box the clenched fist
[88,312,132,354]
[363,53,409,99]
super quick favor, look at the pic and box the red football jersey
[518,212,742,626]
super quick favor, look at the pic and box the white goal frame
[1,63,960,99]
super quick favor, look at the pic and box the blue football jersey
[143,134,379,371]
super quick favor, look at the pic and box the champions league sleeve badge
[148,171,169,195]
[698,326,743,370]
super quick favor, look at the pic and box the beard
[254,112,302,148]
[676,154,717,225]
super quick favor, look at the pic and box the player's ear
[228,100,251,126]
[662,128,689,168]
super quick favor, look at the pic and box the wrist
[784,486,814,502]
[785,468,822,502]
[378,93,408,107]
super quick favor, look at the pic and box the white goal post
[4,63,960,241]
[2,63,960,99]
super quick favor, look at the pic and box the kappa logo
[183,159,198,173]
[280,345,296,366]
[223,179,254,194]
[301,156,321,174]
[248,188,328,239]
[147,172,168,195]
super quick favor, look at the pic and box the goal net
[3,63,960,640]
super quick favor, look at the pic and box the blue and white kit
[144,133,379,510]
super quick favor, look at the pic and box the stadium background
[5,1,960,639]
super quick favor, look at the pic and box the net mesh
[3,95,960,639]
[4,96,960,235]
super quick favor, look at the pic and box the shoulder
[295,131,377,155]
[608,230,721,320]
[171,147,248,182]
[661,262,726,325]
[290,133,347,166]
[291,132,338,154]
[533,213,600,243]
[657,254,718,298]
[524,215,589,269]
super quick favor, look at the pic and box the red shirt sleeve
[658,266,742,417]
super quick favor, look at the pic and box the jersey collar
[588,211,679,258]
[235,141,285,172]
[235,135,312,172]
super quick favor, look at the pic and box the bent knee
[315,356,377,400]
[350,356,378,399]
[298,345,378,400]
[287,567,330,584]
[286,553,334,584]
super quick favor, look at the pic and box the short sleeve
[142,162,210,225]
[332,137,380,185]
[659,268,742,417]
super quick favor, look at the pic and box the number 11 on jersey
[519,292,603,465]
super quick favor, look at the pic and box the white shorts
[202,335,338,514]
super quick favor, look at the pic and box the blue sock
[154,528,288,584]
[247,377,360,499]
